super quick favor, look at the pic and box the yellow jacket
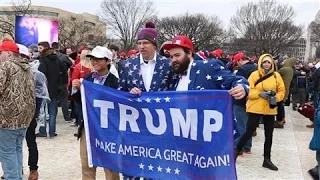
[246,54,285,115]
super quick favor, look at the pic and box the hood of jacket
[283,58,297,68]
[7,57,30,71]
[40,49,56,58]
[258,54,275,76]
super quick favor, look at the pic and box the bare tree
[87,23,108,47]
[58,16,91,50]
[157,13,224,51]
[310,21,320,42]
[0,0,32,39]
[230,0,303,56]
[100,0,155,50]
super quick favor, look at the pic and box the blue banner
[81,80,237,180]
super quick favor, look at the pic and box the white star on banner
[137,98,142,103]
[155,97,161,103]
[157,166,162,172]
[217,76,223,81]
[221,85,225,89]
[233,130,237,135]
[200,87,205,90]
[203,60,208,64]
[166,167,171,173]
[220,66,225,70]
[174,168,180,175]
[164,97,171,102]
[196,70,200,74]
[162,79,166,84]
[206,74,212,80]
[146,98,151,103]
[237,79,243,82]
[153,71,158,75]
[188,79,192,84]
[128,98,133,102]
[192,62,197,66]
[139,163,144,169]
[153,81,157,85]
[125,61,131,68]
[148,164,154,171]
[159,65,164,70]
[121,79,126,83]
[196,86,201,89]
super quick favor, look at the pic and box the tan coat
[278,58,297,101]
[0,57,35,129]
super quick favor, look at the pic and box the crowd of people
[0,21,319,180]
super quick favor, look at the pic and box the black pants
[58,85,70,121]
[276,101,285,122]
[236,113,275,158]
[26,98,42,171]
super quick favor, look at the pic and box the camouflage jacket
[0,57,35,129]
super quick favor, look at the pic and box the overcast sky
[1,0,319,28]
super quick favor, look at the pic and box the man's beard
[172,54,190,74]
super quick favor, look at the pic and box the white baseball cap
[86,46,112,60]
[16,43,29,57]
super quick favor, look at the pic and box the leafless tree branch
[100,0,155,50]
[229,0,303,56]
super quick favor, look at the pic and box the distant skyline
[1,0,319,30]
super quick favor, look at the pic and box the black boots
[274,121,284,129]
[263,158,278,171]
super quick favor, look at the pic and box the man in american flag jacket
[118,22,174,180]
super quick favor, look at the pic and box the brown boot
[28,170,38,180]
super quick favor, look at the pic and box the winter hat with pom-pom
[137,22,158,46]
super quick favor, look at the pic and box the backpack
[56,53,69,85]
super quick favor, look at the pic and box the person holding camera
[236,54,285,171]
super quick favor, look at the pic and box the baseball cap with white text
[163,35,194,51]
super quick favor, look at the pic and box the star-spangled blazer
[172,59,250,93]
[118,53,175,92]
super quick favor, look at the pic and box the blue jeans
[317,151,320,177]
[0,128,27,180]
[39,98,57,137]
[234,104,252,151]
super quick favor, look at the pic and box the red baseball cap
[163,35,194,51]
[233,52,246,62]
[120,52,127,57]
[0,39,19,53]
[212,49,223,58]
[128,49,137,56]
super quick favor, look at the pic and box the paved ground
[0,107,316,180]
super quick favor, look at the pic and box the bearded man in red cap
[0,39,35,180]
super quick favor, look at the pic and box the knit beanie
[137,22,158,46]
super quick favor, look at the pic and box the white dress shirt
[109,64,119,79]
[176,59,193,91]
[140,53,157,92]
